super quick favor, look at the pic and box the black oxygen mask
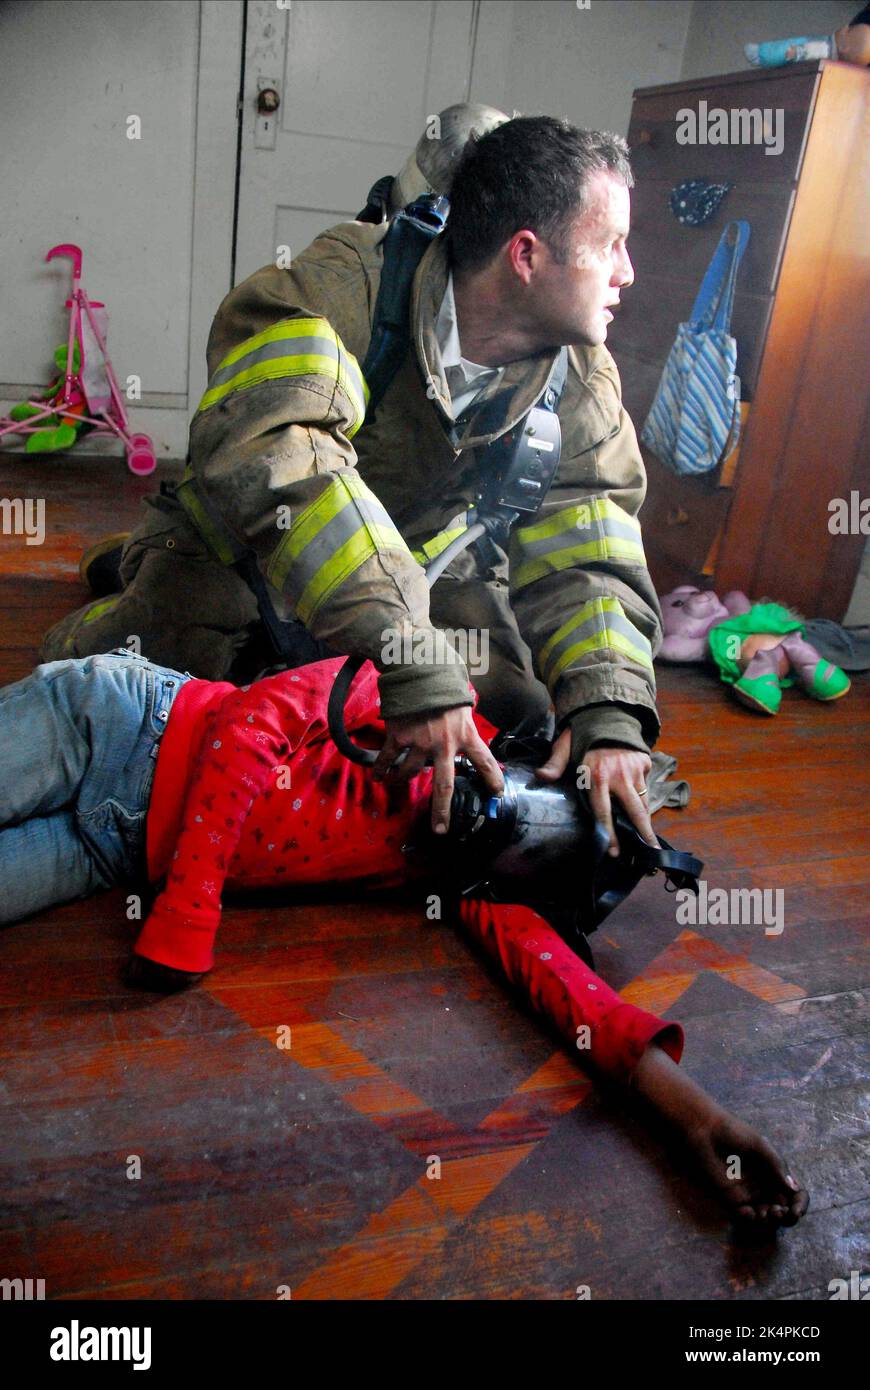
[406,734,703,942]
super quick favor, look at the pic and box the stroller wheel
[126,432,156,476]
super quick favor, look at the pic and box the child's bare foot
[684,1112,809,1230]
[124,953,204,993]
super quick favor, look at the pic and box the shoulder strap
[360,193,450,420]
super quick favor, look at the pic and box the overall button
[157,711,169,722]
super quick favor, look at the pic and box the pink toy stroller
[0,244,156,475]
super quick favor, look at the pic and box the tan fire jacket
[183,219,662,759]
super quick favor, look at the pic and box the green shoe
[9,400,46,422]
[733,672,782,714]
[808,659,850,701]
[25,420,79,452]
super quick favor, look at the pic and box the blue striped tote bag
[642,221,750,475]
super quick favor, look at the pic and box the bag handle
[690,221,751,334]
[714,382,743,470]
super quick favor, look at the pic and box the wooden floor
[1,452,868,1300]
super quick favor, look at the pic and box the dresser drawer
[627,179,795,300]
[628,69,818,188]
[639,449,735,587]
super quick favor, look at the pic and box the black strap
[584,811,703,931]
[361,193,450,419]
[468,345,570,569]
[355,174,394,225]
[464,787,702,947]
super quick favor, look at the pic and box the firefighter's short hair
[447,115,633,273]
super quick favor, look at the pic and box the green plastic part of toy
[733,672,783,714]
[53,342,81,373]
[810,659,850,701]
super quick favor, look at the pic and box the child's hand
[124,953,204,994]
[686,1113,809,1231]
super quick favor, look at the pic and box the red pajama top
[136,657,683,1083]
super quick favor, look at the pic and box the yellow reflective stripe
[265,472,412,619]
[67,595,122,646]
[516,497,639,546]
[195,315,369,430]
[211,317,329,372]
[513,534,646,590]
[81,595,122,625]
[512,497,645,591]
[271,474,359,574]
[547,626,654,686]
[339,358,368,440]
[537,596,654,689]
[537,598,614,675]
[198,354,345,415]
[410,524,468,566]
[295,523,407,626]
[175,472,237,565]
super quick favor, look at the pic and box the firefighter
[40,112,661,850]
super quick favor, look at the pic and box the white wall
[2,0,860,462]
[0,0,240,462]
[681,0,853,79]
[471,0,693,135]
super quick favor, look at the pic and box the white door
[234,0,479,285]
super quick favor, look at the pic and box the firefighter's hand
[535,732,658,856]
[373,706,504,833]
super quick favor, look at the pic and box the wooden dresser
[608,60,870,619]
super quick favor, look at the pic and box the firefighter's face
[536,171,633,347]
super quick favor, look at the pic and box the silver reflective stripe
[206,334,339,394]
[281,491,398,590]
[518,513,642,564]
[539,599,654,688]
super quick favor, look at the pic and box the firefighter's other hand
[373,707,504,833]
[535,734,658,857]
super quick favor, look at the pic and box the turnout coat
[182,219,663,760]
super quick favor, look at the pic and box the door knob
[257,87,280,114]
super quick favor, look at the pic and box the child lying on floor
[0,648,808,1231]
